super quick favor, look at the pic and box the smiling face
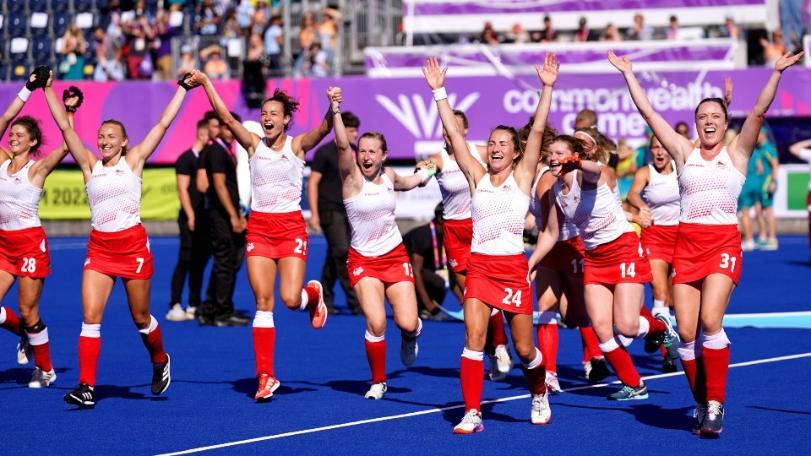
[695,100,727,148]
[260,100,290,140]
[8,124,37,157]
[97,122,128,160]
[487,128,518,173]
[547,139,576,178]
[650,136,669,169]
[356,136,387,179]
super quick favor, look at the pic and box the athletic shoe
[307,280,328,330]
[692,403,708,435]
[254,373,281,401]
[364,382,387,400]
[607,382,648,401]
[657,314,680,363]
[644,324,665,353]
[662,356,678,373]
[214,313,250,327]
[741,239,756,251]
[761,238,779,251]
[545,371,562,394]
[28,367,56,388]
[17,337,31,365]
[151,354,171,395]
[700,401,724,437]
[494,344,512,375]
[185,306,197,320]
[488,355,506,381]
[531,391,552,424]
[400,335,418,366]
[166,303,187,322]
[587,358,611,384]
[64,384,96,408]
[453,409,484,434]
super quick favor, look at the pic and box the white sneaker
[545,371,562,394]
[494,344,512,374]
[582,361,592,381]
[453,409,484,434]
[741,239,756,252]
[400,336,418,366]
[17,337,31,365]
[364,382,387,400]
[185,306,197,320]
[28,367,56,388]
[531,391,552,425]
[165,303,187,322]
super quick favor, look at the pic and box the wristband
[432,87,447,101]
[17,87,32,102]
[416,166,436,184]
[177,73,196,91]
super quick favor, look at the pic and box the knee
[131,310,151,329]
[254,293,275,311]
[280,290,301,310]
[513,340,536,362]
[678,327,697,343]
[17,304,37,323]
[366,320,386,338]
[699,317,723,335]
[393,314,418,334]
[465,327,487,352]
[615,316,639,338]
[538,294,558,312]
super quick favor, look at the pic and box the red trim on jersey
[465,253,532,315]
[246,210,308,260]
[0,227,50,278]
[672,223,742,285]
[85,224,154,280]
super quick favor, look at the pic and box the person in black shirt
[307,111,361,315]
[167,119,211,321]
[403,204,451,321]
[197,112,249,327]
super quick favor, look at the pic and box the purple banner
[407,0,765,15]
[1,67,810,163]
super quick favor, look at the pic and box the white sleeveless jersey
[0,160,42,230]
[643,162,680,226]
[554,171,634,251]
[679,147,744,225]
[471,172,529,255]
[530,168,579,241]
[436,143,485,220]
[86,158,141,232]
[344,173,402,256]
[250,136,303,213]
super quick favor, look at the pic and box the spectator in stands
[236,0,255,31]
[505,23,530,44]
[103,0,125,44]
[779,0,804,50]
[195,0,222,36]
[536,15,558,42]
[404,204,451,321]
[122,7,156,80]
[306,42,330,77]
[154,10,179,81]
[201,44,228,80]
[480,21,500,45]
[251,5,270,36]
[602,23,623,42]
[760,30,787,66]
[719,16,742,40]
[666,15,681,40]
[242,33,267,108]
[222,10,242,39]
[176,43,196,78]
[93,26,126,82]
[264,15,284,74]
[293,12,318,77]
[625,13,652,41]
[574,17,596,42]
[58,26,87,81]
[319,8,341,74]
[675,121,690,138]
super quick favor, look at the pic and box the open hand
[421,57,447,90]
[608,50,632,74]
[536,53,559,87]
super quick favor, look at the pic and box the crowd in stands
[0,0,341,81]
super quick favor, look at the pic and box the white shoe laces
[707,401,723,419]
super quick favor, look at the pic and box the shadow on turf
[230,377,316,398]
[747,405,811,416]
[0,367,70,386]
[555,402,694,431]
[785,260,811,268]
[65,384,169,408]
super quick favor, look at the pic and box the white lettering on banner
[376,92,480,139]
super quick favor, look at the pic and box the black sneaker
[587,358,611,384]
[662,356,678,373]
[644,327,665,353]
[64,383,96,408]
[214,313,250,327]
[692,403,708,435]
[700,401,724,437]
[151,354,171,395]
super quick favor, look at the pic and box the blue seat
[51,0,70,12]
[31,35,51,62]
[7,13,27,37]
[6,0,26,14]
[0,63,8,82]
[72,0,94,12]
[28,0,49,12]
[52,11,73,36]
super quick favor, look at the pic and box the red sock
[536,323,559,374]
[460,356,484,411]
[640,306,666,337]
[140,324,168,364]
[660,343,668,359]
[681,357,707,403]
[579,327,603,360]
[0,307,22,336]
[486,311,507,353]
[522,349,547,395]
[253,327,276,377]
[78,336,101,386]
[365,338,387,383]
[27,329,53,372]
[304,284,319,306]
[702,347,730,403]
[603,345,641,387]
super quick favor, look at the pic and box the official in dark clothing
[307,111,360,315]
[167,119,212,321]
[403,204,449,321]
[197,113,249,327]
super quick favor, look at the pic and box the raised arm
[128,83,195,171]
[31,85,84,184]
[43,79,94,179]
[626,166,651,228]
[608,51,693,167]
[731,52,804,161]
[330,87,363,193]
[292,97,335,159]
[387,161,436,191]
[189,70,261,155]
[789,139,811,160]
[0,68,48,140]
[516,53,558,185]
[423,58,485,189]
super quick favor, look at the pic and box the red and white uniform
[84,159,153,279]
[641,162,680,263]
[674,148,745,284]
[246,136,308,260]
[554,171,651,285]
[436,143,484,273]
[464,172,532,314]
[530,169,585,277]
[0,160,50,278]
[345,172,412,288]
